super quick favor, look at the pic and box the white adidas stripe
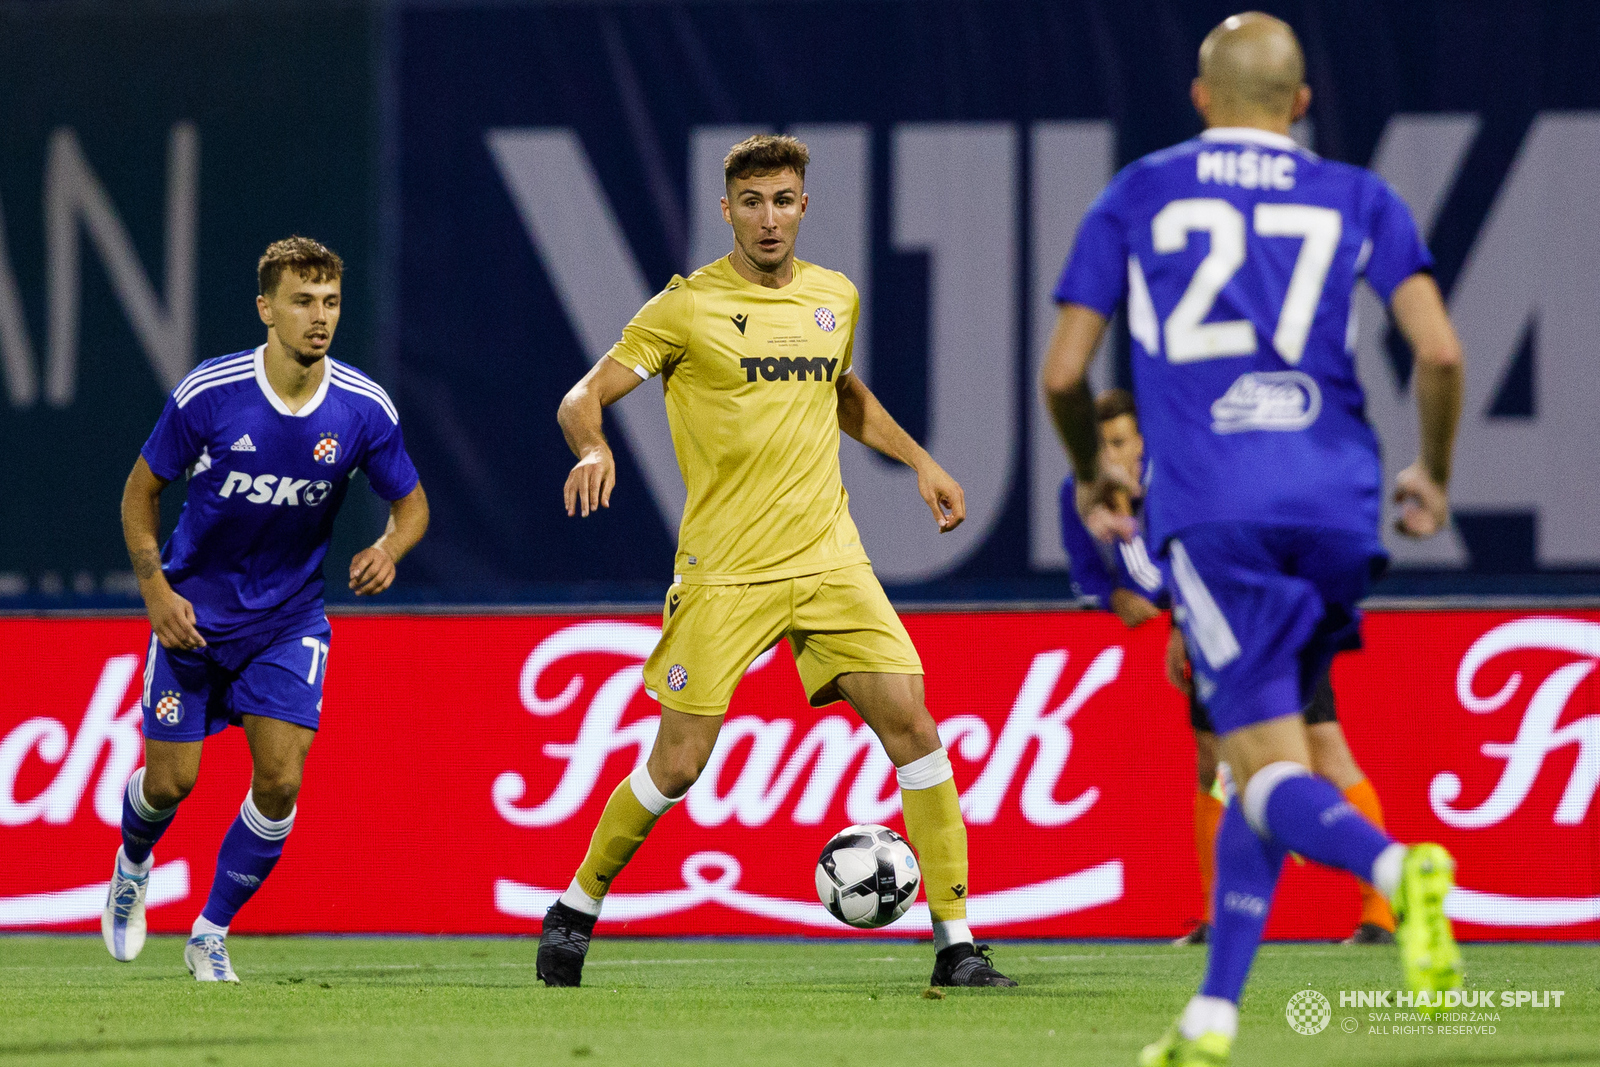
[330,375,398,423]
[238,795,295,842]
[1168,539,1242,671]
[330,370,399,423]
[176,370,254,408]
[330,365,394,403]
[174,355,253,402]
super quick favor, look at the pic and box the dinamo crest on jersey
[313,433,340,464]
[154,690,184,726]
[813,307,837,333]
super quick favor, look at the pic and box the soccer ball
[814,824,921,929]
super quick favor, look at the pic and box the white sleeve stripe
[174,357,253,400]
[331,379,399,423]
[175,370,254,407]
[330,373,399,419]
[329,367,396,407]
[631,363,649,380]
[330,376,399,423]
[1168,539,1242,671]
[176,354,252,385]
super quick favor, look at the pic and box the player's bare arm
[557,356,647,517]
[349,482,430,596]
[1389,272,1465,539]
[835,372,965,532]
[1109,588,1162,628]
[1039,302,1138,543]
[121,455,205,650]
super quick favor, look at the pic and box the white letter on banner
[1028,121,1114,570]
[0,195,39,407]
[963,647,1119,825]
[840,123,1018,581]
[1444,114,1600,566]
[486,128,685,531]
[44,123,198,407]
[43,655,142,825]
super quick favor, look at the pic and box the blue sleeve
[1362,177,1434,303]
[1060,477,1114,604]
[1053,184,1129,316]
[139,395,202,482]
[361,416,421,502]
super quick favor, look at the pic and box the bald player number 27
[1151,198,1341,365]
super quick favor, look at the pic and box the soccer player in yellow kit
[540,134,1015,989]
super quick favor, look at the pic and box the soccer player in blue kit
[103,237,429,982]
[1041,14,1465,1065]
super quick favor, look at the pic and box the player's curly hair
[723,134,809,187]
[258,236,344,296]
[1095,388,1138,425]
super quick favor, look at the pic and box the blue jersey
[1059,465,1168,608]
[1055,127,1432,548]
[140,346,419,639]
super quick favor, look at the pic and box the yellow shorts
[642,563,923,716]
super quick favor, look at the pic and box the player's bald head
[1197,12,1305,120]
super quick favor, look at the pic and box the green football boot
[1137,1023,1231,1067]
[1394,843,1463,1013]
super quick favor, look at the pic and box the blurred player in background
[106,237,429,982]
[1062,390,1398,948]
[1042,13,1464,1065]
[544,134,1015,990]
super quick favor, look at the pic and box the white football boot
[184,933,240,983]
[102,847,150,962]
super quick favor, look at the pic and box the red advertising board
[3,611,1597,940]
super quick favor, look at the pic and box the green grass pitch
[0,937,1595,1067]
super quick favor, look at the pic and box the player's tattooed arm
[835,372,965,532]
[350,482,430,596]
[1041,303,1138,544]
[557,357,648,517]
[121,456,205,650]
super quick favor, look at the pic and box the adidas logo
[230,434,256,452]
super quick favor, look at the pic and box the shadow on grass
[0,1035,296,1059]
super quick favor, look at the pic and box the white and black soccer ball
[814,823,921,929]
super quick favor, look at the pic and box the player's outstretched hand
[349,545,397,596]
[1393,460,1450,539]
[1075,466,1139,544]
[916,460,966,533]
[146,585,206,650]
[564,445,616,518]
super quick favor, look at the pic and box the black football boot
[536,901,597,987]
[930,942,1018,987]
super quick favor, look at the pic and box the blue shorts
[1164,523,1383,736]
[140,618,331,743]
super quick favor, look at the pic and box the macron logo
[230,434,256,452]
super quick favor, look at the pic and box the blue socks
[1199,802,1286,1003]
[200,792,295,929]
[120,768,177,866]
[1245,762,1394,884]
[1197,762,1397,1014]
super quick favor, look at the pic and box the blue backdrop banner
[392,0,1600,602]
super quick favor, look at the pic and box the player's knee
[250,770,302,817]
[144,767,197,809]
[651,752,706,798]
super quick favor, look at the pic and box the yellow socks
[1343,778,1397,931]
[1194,789,1225,921]
[570,772,680,906]
[897,748,970,948]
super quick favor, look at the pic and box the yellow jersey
[605,255,871,585]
